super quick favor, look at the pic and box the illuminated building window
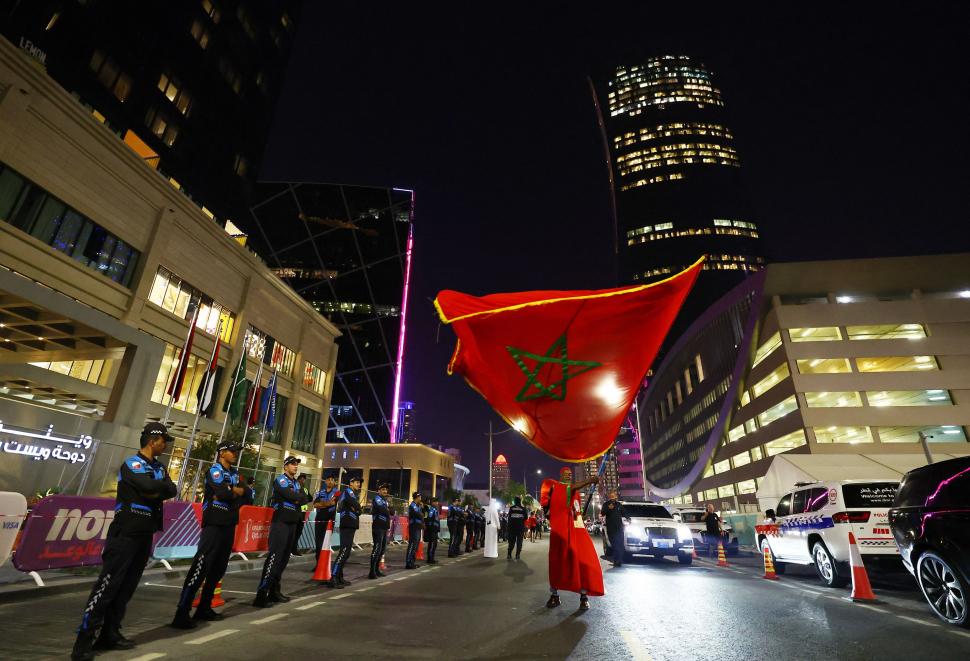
[28,359,109,385]
[727,426,745,442]
[157,71,192,116]
[737,479,757,494]
[796,358,851,374]
[878,425,966,443]
[148,267,235,341]
[234,154,249,178]
[752,332,781,367]
[750,446,763,462]
[813,426,873,444]
[718,484,736,498]
[292,404,321,454]
[732,452,750,468]
[89,50,132,102]
[846,324,926,340]
[608,57,725,117]
[151,343,210,414]
[789,327,842,342]
[190,19,210,49]
[856,355,938,372]
[202,0,221,23]
[145,107,178,146]
[615,141,740,178]
[750,363,789,398]
[303,362,327,396]
[757,395,797,427]
[620,172,684,191]
[714,459,730,474]
[867,390,951,407]
[804,392,863,407]
[764,429,807,455]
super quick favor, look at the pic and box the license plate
[654,539,673,548]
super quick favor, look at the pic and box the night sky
[261,3,970,482]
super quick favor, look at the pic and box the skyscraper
[597,55,764,333]
[491,454,510,492]
[396,401,417,443]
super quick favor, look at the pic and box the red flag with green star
[434,258,703,462]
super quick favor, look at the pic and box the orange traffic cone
[312,520,335,581]
[717,540,729,567]
[380,554,386,571]
[762,545,779,580]
[846,531,879,602]
[416,540,425,561]
[192,580,225,608]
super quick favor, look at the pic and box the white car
[668,507,740,555]
[758,480,901,587]
[603,502,695,565]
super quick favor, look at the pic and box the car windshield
[678,512,704,523]
[624,504,672,519]
[842,482,899,508]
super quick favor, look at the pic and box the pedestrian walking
[312,470,339,561]
[369,482,392,578]
[424,495,441,563]
[526,512,537,542]
[507,497,526,559]
[290,473,311,556]
[701,504,723,558]
[601,490,627,567]
[447,497,463,557]
[534,509,544,540]
[172,441,246,629]
[405,492,425,568]
[71,423,177,660]
[253,456,308,607]
[328,473,363,588]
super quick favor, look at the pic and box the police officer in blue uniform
[476,508,486,549]
[71,423,177,661]
[254,456,308,607]
[369,482,393,578]
[405,492,425,569]
[171,441,246,629]
[464,504,477,552]
[312,470,339,561]
[448,497,463,556]
[328,473,363,588]
[507,497,527,559]
[424,495,441,564]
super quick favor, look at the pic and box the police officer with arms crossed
[405,491,425,569]
[369,482,393,578]
[291,473,312,555]
[447,497,463,557]
[507,496,527,560]
[328,473,363,588]
[172,441,246,629]
[71,423,177,661]
[312,470,339,561]
[424,495,441,564]
[254,456,309,607]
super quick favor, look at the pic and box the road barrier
[0,492,27,568]
[847,531,879,602]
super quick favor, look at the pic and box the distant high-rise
[598,55,764,335]
[397,401,417,442]
[491,454,510,492]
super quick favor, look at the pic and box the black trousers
[177,524,234,611]
[447,522,460,556]
[426,533,438,561]
[464,524,475,552]
[507,529,524,558]
[477,526,485,547]
[258,520,296,592]
[406,523,422,567]
[609,529,624,565]
[370,527,388,572]
[314,516,334,560]
[333,527,356,575]
[291,518,307,554]
[76,527,151,638]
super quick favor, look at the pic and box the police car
[668,506,740,556]
[603,502,695,565]
[757,480,900,587]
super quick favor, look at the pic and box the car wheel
[813,541,849,588]
[678,553,693,566]
[917,551,969,627]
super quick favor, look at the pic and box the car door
[785,489,812,562]
[771,493,794,559]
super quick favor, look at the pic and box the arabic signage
[233,505,274,553]
[0,421,94,465]
[0,492,28,568]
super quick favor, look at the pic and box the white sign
[0,491,28,567]
[0,421,94,465]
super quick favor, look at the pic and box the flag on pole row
[224,344,249,419]
[433,258,703,462]
[166,305,199,404]
[260,369,279,429]
[198,332,222,414]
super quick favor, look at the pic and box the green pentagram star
[506,334,602,402]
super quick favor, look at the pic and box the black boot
[338,572,352,587]
[545,594,561,608]
[193,606,224,621]
[171,608,198,629]
[376,568,386,577]
[94,629,136,650]
[71,632,96,661]
[579,595,590,610]
[252,588,273,608]
[270,585,291,603]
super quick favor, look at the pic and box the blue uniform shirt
[314,486,339,520]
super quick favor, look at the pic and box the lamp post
[485,420,517,503]
[535,469,542,500]
[395,460,405,500]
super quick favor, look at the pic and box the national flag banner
[260,370,278,429]
[166,306,199,403]
[223,348,248,417]
[434,258,703,462]
[199,336,221,413]
[248,385,263,427]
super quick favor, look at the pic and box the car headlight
[677,525,693,542]
[624,524,645,540]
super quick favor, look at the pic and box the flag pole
[162,304,200,426]
[582,444,612,517]
[177,321,222,497]
[253,367,277,475]
[217,331,249,447]
[239,358,264,465]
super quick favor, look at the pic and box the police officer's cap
[142,422,174,443]
[412,491,421,499]
[348,473,363,483]
[377,481,391,490]
[217,441,243,453]
[283,455,301,466]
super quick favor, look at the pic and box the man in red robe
[540,466,604,610]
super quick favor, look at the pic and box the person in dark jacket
[172,442,246,629]
[405,492,425,569]
[312,471,339,561]
[241,476,256,506]
[253,456,309,607]
[369,482,393,578]
[328,474,363,588]
[476,508,486,549]
[424,496,441,563]
[464,505,477,552]
[72,423,177,661]
[290,474,312,556]
[601,490,628,567]
[506,497,527,559]
[447,498,463,557]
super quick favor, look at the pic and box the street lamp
[395,460,405,499]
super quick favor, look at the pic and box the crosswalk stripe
[185,629,238,645]
[252,613,288,625]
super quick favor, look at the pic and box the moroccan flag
[166,306,199,403]
[434,258,703,462]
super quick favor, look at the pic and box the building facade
[396,400,417,442]
[491,454,510,492]
[636,254,970,513]
[322,443,453,502]
[0,39,339,498]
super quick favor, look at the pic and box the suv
[669,507,740,556]
[603,502,694,565]
[758,480,900,587]
[889,456,970,627]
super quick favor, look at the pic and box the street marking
[143,582,255,595]
[329,593,351,600]
[127,654,167,661]
[186,629,238,645]
[897,615,936,627]
[949,629,970,639]
[355,587,374,592]
[855,604,889,614]
[296,601,326,611]
[620,630,654,661]
[252,613,288,625]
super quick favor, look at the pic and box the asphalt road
[1,538,968,660]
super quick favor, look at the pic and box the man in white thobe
[484,502,500,558]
